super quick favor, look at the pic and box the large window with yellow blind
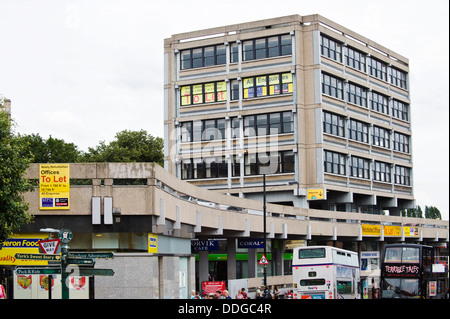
[243,73,293,99]
[180,81,227,106]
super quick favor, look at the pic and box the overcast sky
[0,0,448,220]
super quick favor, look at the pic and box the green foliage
[401,205,423,218]
[402,205,442,220]
[81,129,164,165]
[0,112,34,244]
[425,205,441,220]
[19,133,81,163]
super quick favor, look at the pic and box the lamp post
[263,174,267,293]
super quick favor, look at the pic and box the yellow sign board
[307,189,325,200]
[0,234,48,266]
[404,226,420,237]
[383,225,402,237]
[361,224,405,237]
[39,164,70,210]
[362,224,381,236]
[148,233,158,253]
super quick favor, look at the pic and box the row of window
[180,34,292,70]
[322,73,409,121]
[323,111,410,153]
[181,151,295,180]
[324,150,411,185]
[320,35,408,89]
[180,111,294,142]
[179,72,294,106]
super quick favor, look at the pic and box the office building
[164,14,413,216]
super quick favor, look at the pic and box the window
[370,91,389,115]
[373,161,391,183]
[368,57,387,81]
[230,43,239,63]
[300,279,326,286]
[181,159,193,179]
[180,81,227,106]
[381,278,420,299]
[181,118,227,142]
[181,157,228,180]
[180,44,227,70]
[322,73,343,100]
[392,99,409,121]
[299,248,326,259]
[345,46,366,72]
[242,34,292,61]
[321,35,342,62]
[350,156,370,179]
[393,132,410,153]
[232,155,241,177]
[202,119,225,141]
[372,126,390,148]
[390,67,407,89]
[347,82,367,107]
[231,117,240,139]
[384,247,419,263]
[348,119,369,143]
[323,111,345,137]
[244,111,294,137]
[244,151,294,176]
[394,165,411,186]
[243,72,293,99]
[231,80,240,101]
[324,150,346,175]
[180,122,192,142]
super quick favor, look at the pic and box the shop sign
[0,234,48,266]
[191,240,218,251]
[237,238,264,249]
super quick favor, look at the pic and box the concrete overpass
[19,162,448,298]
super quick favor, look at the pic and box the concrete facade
[164,14,414,216]
[5,162,446,298]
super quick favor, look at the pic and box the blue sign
[191,240,219,251]
[237,238,265,249]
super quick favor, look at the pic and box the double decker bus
[292,246,360,299]
[380,244,440,299]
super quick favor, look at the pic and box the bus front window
[382,278,420,299]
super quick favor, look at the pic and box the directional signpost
[68,252,114,259]
[15,253,61,262]
[15,228,115,299]
[68,268,115,277]
[67,257,95,266]
[16,267,61,275]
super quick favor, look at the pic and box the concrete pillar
[274,240,285,276]
[198,250,209,291]
[248,248,257,278]
[227,238,237,280]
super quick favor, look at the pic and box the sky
[0,0,448,220]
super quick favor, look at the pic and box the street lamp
[263,174,267,293]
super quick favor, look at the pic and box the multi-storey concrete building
[164,14,413,216]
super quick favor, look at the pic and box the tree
[0,112,34,244]
[425,206,441,220]
[81,129,164,165]
[402,205,423,218]
[19,133,81,163]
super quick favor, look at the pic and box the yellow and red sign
[39,164,70,210]
[0,234,48,266]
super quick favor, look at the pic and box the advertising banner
[0,234,48,266]
[39,164,70,210]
